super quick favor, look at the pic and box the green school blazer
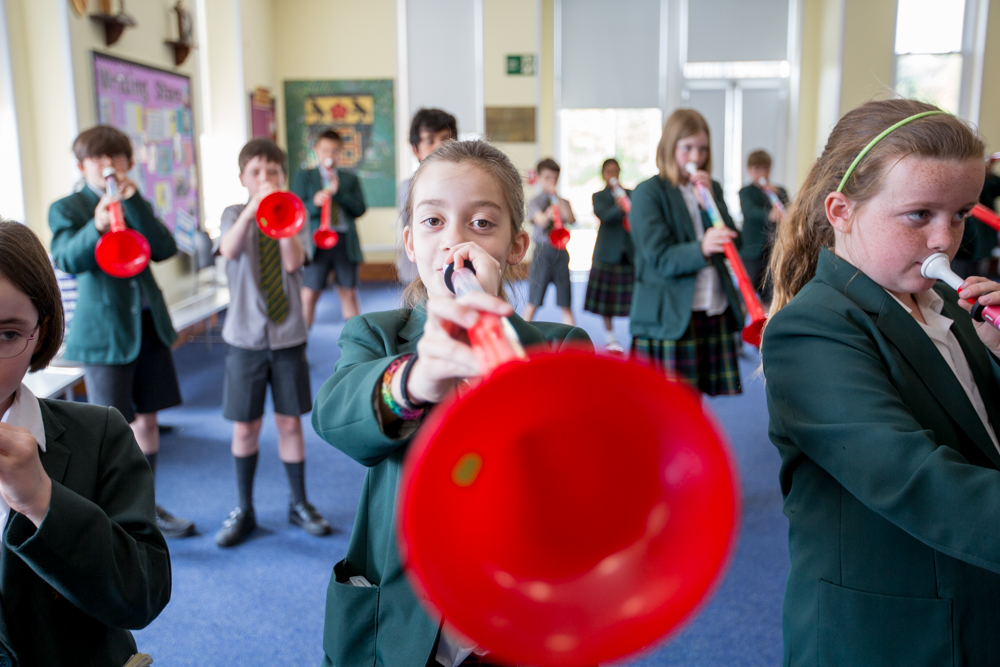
[48,188,178,365]
[763,248,1000,667]
[0,399,171,667]
[291,168,368,265]
[628,176,743,341]
[591,187,634,265]
[737,183,788,262]
[312,308,592,667]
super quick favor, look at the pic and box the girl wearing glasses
[0,220,170,666]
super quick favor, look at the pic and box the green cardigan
[628,176,743,341]
[291,167,368,265]
[763,248,1000,667]
[312,308,591,667]
[0,399,171,667]
[737,183,788,261]
[591,187,634,265]
[48,188,178,365]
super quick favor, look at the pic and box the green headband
[836,110,949,193]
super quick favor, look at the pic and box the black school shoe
[155,505,196,538]
[289,500,332,536]
[215,507,256,547]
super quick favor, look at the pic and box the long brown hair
[768,99,985,318]
[656,108,712,186]
[401,140,526,306]
[0,220,64,372]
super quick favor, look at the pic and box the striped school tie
[257,227,288,323]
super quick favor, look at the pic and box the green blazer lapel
[38,400,71,485]
[508,313,549,348]
[944,294,1000,457]
[396,306,426,352]
[875,301,1000,466]
[77,186,100,211]
[658,181,697,243]
[817,250,1000,467]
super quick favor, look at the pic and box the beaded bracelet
[381,355,426,421]
[398,352,430,410]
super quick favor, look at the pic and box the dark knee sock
[284,461,306,505]
[234,453,258,511]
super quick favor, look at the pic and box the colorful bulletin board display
[250,87,277,141]
[284,79,395,207]
[92,52,199,255]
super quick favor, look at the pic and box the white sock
[605,329,618,345]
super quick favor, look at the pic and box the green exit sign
[506,54,536,76]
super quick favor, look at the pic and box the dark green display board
[284,79,395,207]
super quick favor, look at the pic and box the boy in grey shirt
[215,138,331,547]
[524,157,576,325]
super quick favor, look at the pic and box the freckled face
[835,156,984,296]
[404,161,516,298]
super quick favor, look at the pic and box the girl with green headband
[763,98,1000,665]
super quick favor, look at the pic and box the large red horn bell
[398,348,740,666]
[256,191,306,239]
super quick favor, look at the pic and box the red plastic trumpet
[685,163,767,347]
[256,191,306,239]
[548,193,571,250]
[313,160,340,249]
[609,177,632,233]
[94,167,151,279]
[971,203,1000,232]
[757,177,786,216]
[397,261,740,667]
[921,252,1000,329]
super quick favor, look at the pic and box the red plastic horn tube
[94,168,151,279]
[396,261,741,667]
[548,193,571,250]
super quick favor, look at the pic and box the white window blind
[687,0,789,63]
[560,0,661,109]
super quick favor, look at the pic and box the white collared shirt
[1,383,46,530]
[678,183,728,316]
[887,289,1000,454]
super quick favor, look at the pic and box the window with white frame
[894,0,966,114]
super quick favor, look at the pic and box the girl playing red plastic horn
[764,99,1000,667]
[311,140,591,667]
[628,108,745,396]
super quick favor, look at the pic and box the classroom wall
[483,0,538,176]
[271,0,399,262]
[978,2,1000,152]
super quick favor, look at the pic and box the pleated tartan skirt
[631,310,742,396]
[584,260,634,317]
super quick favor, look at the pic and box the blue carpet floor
[131,277,788,666]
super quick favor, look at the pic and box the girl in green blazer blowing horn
[764,98,1000,666]
[312,140,590,667]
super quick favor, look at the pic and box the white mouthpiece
[684,162,697,176]
[920,252,962,291]
[102,167,116,178]
[757,177,767,187]
[323,158,334,168]
[609,177,619,187]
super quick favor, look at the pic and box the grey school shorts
[84,311,182,423]
[222,343,312,422]
[527,243,572,308]
[302,243,358,291]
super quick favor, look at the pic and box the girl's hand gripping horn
[547,194,571,250]
[397,258,740,667]
[443,260,526,373]
[757,177,786,215]
[609,177,632,232]
[921,253,1000,329]
[94,167,151,278]
[685,163,767,346]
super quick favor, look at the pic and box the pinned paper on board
[93,52,200,242]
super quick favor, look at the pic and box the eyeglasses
[0,324,39,360]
